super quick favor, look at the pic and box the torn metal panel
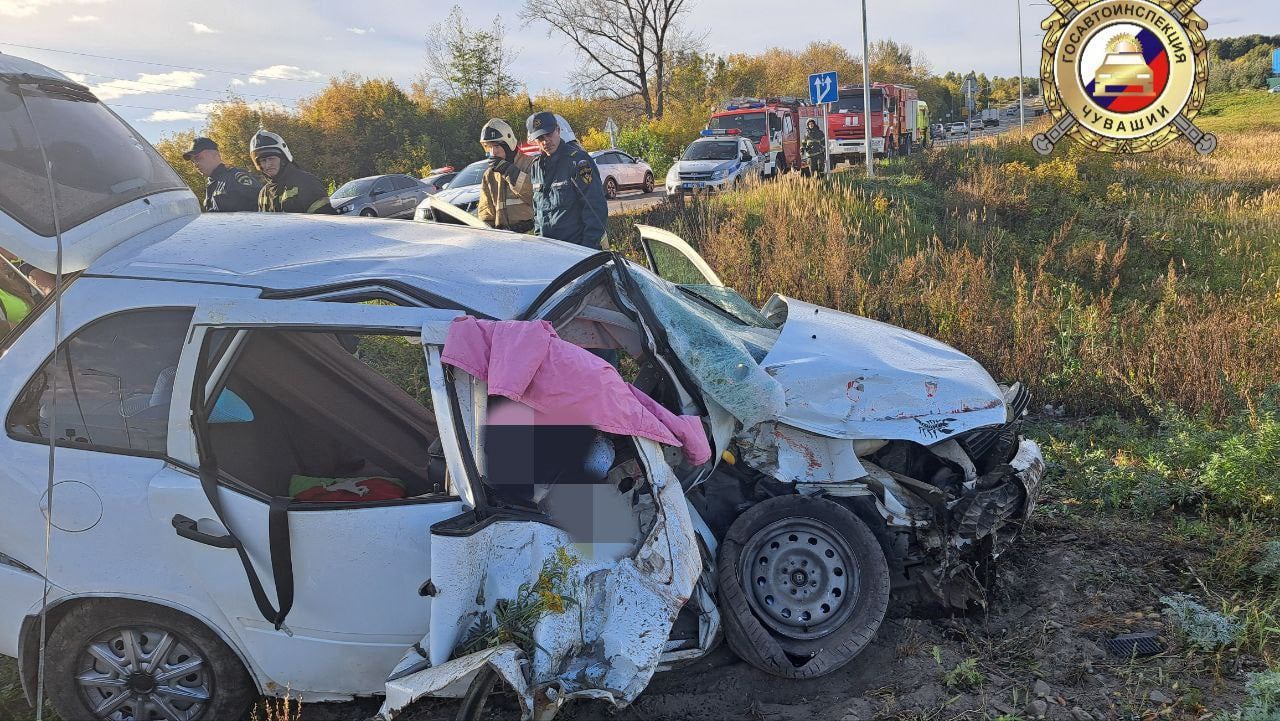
[858,460,935,528]
[759,296,1006,445]
[376,438,699,721]
[736,422,867,484]
[1010,438,1045,521]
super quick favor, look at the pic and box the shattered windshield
[627,266,785,428]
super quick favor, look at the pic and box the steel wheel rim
[739,516,860,640]
[75,624,213,721]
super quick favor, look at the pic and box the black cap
[182,137,218,160]
[527,111,558,140]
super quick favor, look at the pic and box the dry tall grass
[616,115,1280,421]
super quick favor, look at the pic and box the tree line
[152,5,1270,196]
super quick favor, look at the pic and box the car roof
[86,213,596,319]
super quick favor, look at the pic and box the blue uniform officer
[528,111,609,250]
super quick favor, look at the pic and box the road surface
[608,189,667,214]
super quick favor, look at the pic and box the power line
[57,68,304,103]
[0,41,331,84]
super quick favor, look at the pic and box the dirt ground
[297,513,1260,721]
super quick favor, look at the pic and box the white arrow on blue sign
[809,71,839,105]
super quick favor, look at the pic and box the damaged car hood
[760,296,1006,445]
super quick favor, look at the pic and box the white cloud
[89,70,204,101]
[67,13,97,21]
[0,0,108,18]
[229,78,245,86]
[346,26,373,35]
[140,109,205,122]
[63,71,87,84]
[188,21,217,33]
[247,65,324,85]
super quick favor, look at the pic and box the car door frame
[370,177,395,216]
[635,224,723,287]
[160,298,490,695]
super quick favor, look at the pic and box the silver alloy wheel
[75,625,212,721]
[739,517,860,641]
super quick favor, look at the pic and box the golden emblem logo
[1035,0,1216,155]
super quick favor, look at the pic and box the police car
[664,129,766,196]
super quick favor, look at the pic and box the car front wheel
[45,601,254,721]
[642,172,654,194]
[718,495,890,679]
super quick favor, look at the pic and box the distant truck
[707,97,815,176]
[822,83,924,163]
[980,108,1002,122]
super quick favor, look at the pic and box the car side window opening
[6,307,195,454]
[201,329,447,502]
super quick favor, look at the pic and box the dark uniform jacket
[531,141,608,249]
[204,164,261,212]
[258,162,335,214]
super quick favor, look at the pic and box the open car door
[635,224,722,286]
[156,298,484,697]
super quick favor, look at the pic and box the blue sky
[1,0,1274,141]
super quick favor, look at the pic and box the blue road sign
[809,71,839,105]
[1273,48,1280,75]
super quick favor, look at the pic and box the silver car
[331,174,431,218]
[590,149,655,198]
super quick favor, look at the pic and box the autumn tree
[522,0,695,119]
[153,129,205,197]
[418,5,520,104]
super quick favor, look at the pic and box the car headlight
[712,168,728,180]
[338,203,355,214]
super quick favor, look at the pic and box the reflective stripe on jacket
[477,152,534,230]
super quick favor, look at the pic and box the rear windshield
[683,141,739,161]
[0,79,188,237]
[708,112,767,140]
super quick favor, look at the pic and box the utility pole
[1016,0,1026,133]
[860,0,874,178]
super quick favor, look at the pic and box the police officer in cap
[250,130,335,214]
[527,111,608,249]
[182,136,261,212]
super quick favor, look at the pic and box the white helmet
[479,118,517,154]
[250,129,292,166]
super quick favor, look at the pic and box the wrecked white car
[0,54,1043,721]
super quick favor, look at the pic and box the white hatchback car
[589,149,655,199]
[0,54,1045,721]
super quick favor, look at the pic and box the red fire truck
[822,83,927,164]
[707,97,817,176]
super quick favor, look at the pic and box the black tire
[718,495,889,679]
[605,177,618,199]
[455,666,498,721]
[642,172,654,194]
[45,600,254,721]
[360,208,376,217]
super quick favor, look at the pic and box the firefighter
[527,111,608,250]
[182,136,261,212]
[476,119,535,233]
[250,130,335,214]
[802,118,826,175]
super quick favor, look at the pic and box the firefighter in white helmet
[475,119,535,233]
[250,130,334,214]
